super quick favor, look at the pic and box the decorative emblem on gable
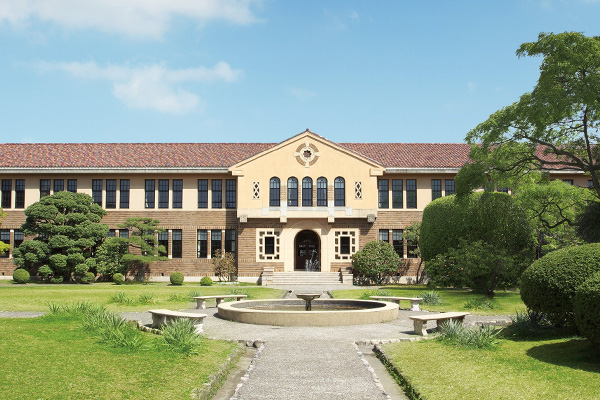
[294,142,320,167]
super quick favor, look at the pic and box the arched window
[302,177,313,206]
[287,177,298,206]
[270,177,280,207]
[317,177,327,206]
[334,177,345,206]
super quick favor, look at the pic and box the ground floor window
[211,230,222,257]
[225,229,236,258]
[0,229,9,258]
[392,229,403,257]
[172,230,182,258]
[257,229,281,260]
[334,230,357,260]
[158,231,168,256]
[197,230,208,258]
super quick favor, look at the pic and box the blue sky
[1,0,599,144]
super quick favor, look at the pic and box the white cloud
[0,0,260,38]
[349,11,360,20]
[39,61,242,114]
[287,87,316,101]
[467,81,476,93]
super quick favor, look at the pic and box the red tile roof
[0,141,473,169]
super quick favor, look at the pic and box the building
[0,130,590,283]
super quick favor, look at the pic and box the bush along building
[0,130,590,284]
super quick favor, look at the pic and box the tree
[420,192,535,296]
[464,32,600,198]
[352,240,402,285]
[404,221,425,284]
[116,217,167,276]
[576,200,600,243]
[0,208,8,257]
[212,249,236,282]
[96,236,129,277]
[12,191,107,280]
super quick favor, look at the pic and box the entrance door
[295,230,321,271]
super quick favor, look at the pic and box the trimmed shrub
[170,271,184,286]
[38,265,53,281]
[50,276,64,284]
[352,241,401,285]
[521,243,600,326]
[200,276,213,286]
[12,268,30,284]
[112,273,125,285]
[81,272,95,284]
[574,272,600,346]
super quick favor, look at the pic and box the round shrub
[113,273,125,285]
[200,276,213,286]
[81,272,95,284]
[170,271,184,285]
[574,272,600,345]
[521,243,600,326]
[13,268,30,284]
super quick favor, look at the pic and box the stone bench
[192,294,248,309]
[370,296,423,311]
[148,309,207,334]
[409,311,470,336]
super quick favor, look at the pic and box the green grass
[0,282,285,311]
[0,313,240,399]
[332,285,525,315]
[381,335,600,400]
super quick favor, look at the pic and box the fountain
[295,293,321,311]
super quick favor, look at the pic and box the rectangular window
[264,236,275,255]
[67,179,77,193]
[1,180,11,208]
[340,236,350,255]
[211,230,222,257]
[197,179,208,208]
[302,179,313,207]
[197,230,208,258]
[225,229,236,257]
[172,180,183,209]
[158,179,169,208]
[317,178,327,206]
[212,180,222,208]
[445,179,455,196]
[378,180,389,208]
[105,179,117,209]
[14,230,24,248]
[92,179,103,206]
[118,230,129,238]
[588,180,594,188]
[40,179,51,198]
[145,180,155,208]
[15,179,25,208]
[393,229,403,258]
[107,229,116,238]
[406,179,417,209]
[562,179,574,185]
[392,179,403,209]
[158,231,168,257]
[379,229,389,242]
[226,179,236,208]
[120,180,130,209]
[53,179,64,193]
[431,179,442,201]
[172,230,182,258]
[0,229,9,258]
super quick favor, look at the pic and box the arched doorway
[295,230,321,271]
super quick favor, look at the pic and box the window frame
[445,179,455,196]
[269,177,280,207]
[334,177,345,207]
[198,179,208,208]
[15,179,25,209]
[92,179,103,206]
[212,179,222,209]
[406,179,417,209]
[378,179,389,208]
[392,229,404,258]
[172,229,182,258]
[40,179,51,199]
[67,179,77,193]
[120,179,130,209]
[302,177,313,207]
[431,179,442,201]
[211,229,222,257]
[172,179,183,209]
[158,179,169,209]
[287,177,298,207]
[1,179,11,209]
[145,179,155,209]
[225,179,236,209]
[105,179,117,209]
[53,179,64,193]
[197,230,208,258]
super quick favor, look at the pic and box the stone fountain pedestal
[295,293,321,311]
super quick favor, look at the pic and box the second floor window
[287,177,298,207]
[15,179,25,208]
[120,180,130,209]
[226,179,236,208]
[53,179,64,193]
[406,179,417,209]
[198,179,208,208]
[334,177,345,206]
[212,180,222,208]
[378,179,389,208]
[92,179,102,206]
[158,179,169,208]
[431,179,442,201]
[317,177,327,206]
[1,180,11,208]
[445,179,455,196]
[392,179,403,208]
[145,180,155,208]
[105,179,117,209]
[40,179,51,198]
[270,177,280,207]
[67,179,77,193]
[302,177,313,206]
[173,180,183,209]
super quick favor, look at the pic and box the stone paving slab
[0,311,45,318]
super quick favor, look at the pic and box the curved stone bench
[370,296,423,311]
[148,309,207,334]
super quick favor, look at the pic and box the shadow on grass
[526,338,600,372]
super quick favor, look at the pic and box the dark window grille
[393,230,403,257]
[53,179,64,193]
[198,180,208,208]
[211,230,222,257]
[392,179,403,208]
[120,180,130,208]
[197,230,207,258]
[40,179,51,198]
[106,179,117,209]
[406,179,417,209]
[67,179,77,193]
[172,230,182,258]
[212,180,222,209]
[158,231,168,256]
[317,177,327,206]
[379,229,389,242]
[334,177,345,206]
[302,177,313,206]
[226,179,236,208]
[158,179,169,208]
[173,180,183,209]
[287,177,298,206]
[118,230,129,238]
[14,230,24,248]
[1,180,11,208]
[225,229,236,258]
[15,180,25,208]
[340,236,350,254]
[445,180,455,196]
[270,177,280,207]
[265,236,275,255]
[107,229,116,238]
[145,180,155,208]
[378,180,389,208]
[92,180,102,206]
[431,179,442,201]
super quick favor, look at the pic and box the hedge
[574,272,600,346]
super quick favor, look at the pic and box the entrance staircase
[270,271,351,286]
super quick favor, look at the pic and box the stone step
[271,272,350,285]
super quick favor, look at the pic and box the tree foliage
[12,191,107,280]
[463,32,600,197]
[96,237,129,277]
[212,249,236,282]
[115,218,167,275]
[0,207,8,256]
[404,221,425,284]
[577,200,600,243]
[352,240,401,285]
[420,192,535,295]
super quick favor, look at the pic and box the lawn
[0,313,240,399]
[0,282,285,311]
[332,285,525,315]
[381,335,600,400]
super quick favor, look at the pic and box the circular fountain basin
[217,299,399,326]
